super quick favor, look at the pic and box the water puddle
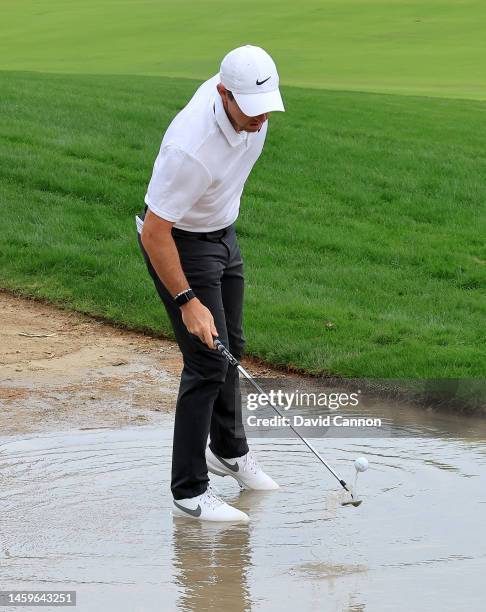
[1,407,486,611]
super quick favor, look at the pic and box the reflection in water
[172,519,251,612]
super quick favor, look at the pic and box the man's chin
[244,125,263,133]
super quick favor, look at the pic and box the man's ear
[217,83,226,98]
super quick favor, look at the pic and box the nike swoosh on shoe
[216,455,239,472]
[173,501,202,517]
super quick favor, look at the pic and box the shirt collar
[213,93,247,148]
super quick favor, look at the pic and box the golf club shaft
[214,339,350,493]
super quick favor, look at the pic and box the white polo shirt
[144,74,268,232]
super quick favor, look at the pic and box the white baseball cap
[219,45,285,117]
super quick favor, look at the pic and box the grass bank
[0,70,485,378]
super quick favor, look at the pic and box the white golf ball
[354,457,369,472]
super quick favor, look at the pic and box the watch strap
[174,288,195,307]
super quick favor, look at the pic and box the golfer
[137,45,285,522]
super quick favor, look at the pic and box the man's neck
[222,101,241,133]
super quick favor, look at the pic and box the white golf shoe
[206,447,279,491]
[172,486,249,523]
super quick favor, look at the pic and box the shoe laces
[201,486,224,510]
[241,451,260,475]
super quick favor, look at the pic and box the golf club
[214,339,363,507]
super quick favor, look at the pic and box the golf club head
[340,483,362,507]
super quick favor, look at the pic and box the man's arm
[141,209,218,348]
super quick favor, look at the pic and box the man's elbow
[141,211,175,252]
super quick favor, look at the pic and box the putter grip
[214,339,239,366]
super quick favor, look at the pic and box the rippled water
[1,408,486,611]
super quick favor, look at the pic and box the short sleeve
[144,145,211,222]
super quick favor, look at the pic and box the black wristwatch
[174,288,196,307]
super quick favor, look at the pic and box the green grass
[1,0,486,100]
[1,70,485,377]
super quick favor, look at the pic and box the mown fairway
[1,71,484,377]
[1,0,486,100]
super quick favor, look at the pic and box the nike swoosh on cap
[216,454,239,472]
[256,76,271,86]
[173,500,202,517]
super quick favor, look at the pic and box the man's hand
[180,298,218,348]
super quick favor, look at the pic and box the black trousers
[137,215,249,500]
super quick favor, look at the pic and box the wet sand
[0,292,181,435]
[1,292,486,611]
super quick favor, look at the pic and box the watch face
[175,289,194,307]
